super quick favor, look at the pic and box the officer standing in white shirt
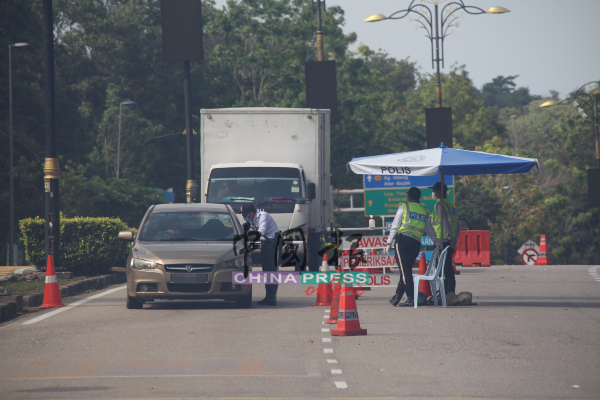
[241,204,281,306]
[386,187,436,306]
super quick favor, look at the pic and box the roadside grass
[1,267,126,297]
[2,277,87,296]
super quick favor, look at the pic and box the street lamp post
[8,42,30,267]
[117,101,137,180]
[365,1,509,107]
[540,81,600,169]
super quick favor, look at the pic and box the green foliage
[481,75,541,108]
[20,215,136,276]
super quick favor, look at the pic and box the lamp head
[486,6,510,14]
[12,43,30,48]
[121,101,137,106]
[364,14,387,22]
[539,100,559,108]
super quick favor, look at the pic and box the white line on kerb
[335,381,348,389]
[22,285,126,325]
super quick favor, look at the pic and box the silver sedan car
[118,203,252,309]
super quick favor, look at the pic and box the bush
[20,215,136,276]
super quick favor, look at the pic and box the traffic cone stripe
[45,275,57,284]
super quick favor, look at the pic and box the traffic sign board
[364,187,454,216]
[517,239,539,255]
[364,173,454,216]
[521,249,538,265]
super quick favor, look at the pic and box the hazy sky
[213,0,599,98]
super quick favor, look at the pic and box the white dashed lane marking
[321,328,330,332]
[588,267,600,283]
[327,359,338,363]
[331,369,342,374]
[322,338,331,342]
[323,348,334,353]
[335,381,348,389]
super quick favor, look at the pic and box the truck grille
[167,283,211,293]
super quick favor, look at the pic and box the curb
[0,271,126,323]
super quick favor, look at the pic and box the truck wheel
[307,231,321,271]
[126,295,143,309]
[234,286,252,308]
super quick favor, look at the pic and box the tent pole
[439,167,445,258]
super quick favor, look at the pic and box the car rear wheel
[126,295,143,309]
[234,286,252,308]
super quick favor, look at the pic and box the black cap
[430,182,448,192]
[241,203,256,217]
[407,187,421,201]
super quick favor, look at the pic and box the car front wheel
[126,295,143,309]
[234,286,252,308]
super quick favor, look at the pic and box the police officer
[386,187,432,306]
[241,204,280,306]
[430,182,460,294]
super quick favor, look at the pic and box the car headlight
[131,258,158,270]
[219,258,245,269]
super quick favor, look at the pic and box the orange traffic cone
[39,255,65,309]
[417,252,432,298]
[332,283,367,336]
[534,234,550,265]
[325,279,341,325]
[312,254,333,306]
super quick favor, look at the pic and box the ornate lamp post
[540,81,600,169]
[365,0,509,107]
[8,42,30,266]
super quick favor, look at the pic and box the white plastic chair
[413,246,449,308]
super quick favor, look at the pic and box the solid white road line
[22,285,126,325]
[335,381,348,389]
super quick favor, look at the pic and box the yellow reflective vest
[432,198,459,241]
[397,202,429,242]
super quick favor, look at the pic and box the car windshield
[207,167,302,204]
[138,211,238,242]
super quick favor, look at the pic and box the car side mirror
[118,230,134,242]
[306,183,316,200]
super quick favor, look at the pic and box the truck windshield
[207,167,302,204]
[138,212,238,242]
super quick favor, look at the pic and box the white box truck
[200,108,331,270]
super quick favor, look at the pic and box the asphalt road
[0,264,599,400]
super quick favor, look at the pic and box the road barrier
[453,231,490,267]
[39,255,65,309]
[534,234,550,265]
[331,283,367,337]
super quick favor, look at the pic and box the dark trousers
[442,241,456,294]
[393,234,421,300]
[261,237,279,299]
